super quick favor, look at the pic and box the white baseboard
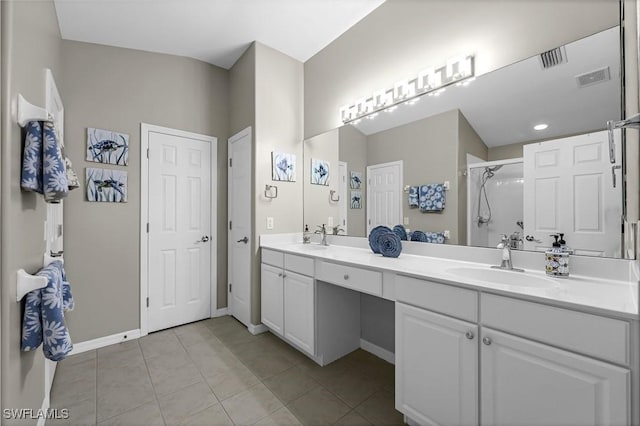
[37,393,50,426]
[69,329,141,356]
[248,323,268,335]
[360,338,395,365]
[211,308,228,318]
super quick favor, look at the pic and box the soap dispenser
[545,234,569,277]
[303,224,311,244]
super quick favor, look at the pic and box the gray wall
[339,125,367,237]
[60,40,229,342]
[304,128,339,231]
[304,0,618,139]
[367,110,461,242]
[1,1,62,421]
[252,43,304,324]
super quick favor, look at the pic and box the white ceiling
[352,27,621,147]
[53,0,386,69]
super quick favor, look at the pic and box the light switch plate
[403,217,409,225]
[266,217,274,230]
[328,216,334,227]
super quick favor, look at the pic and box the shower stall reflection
[468,159,524,249]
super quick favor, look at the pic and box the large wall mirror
[304,25,625,258]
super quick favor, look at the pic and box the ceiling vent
[575,66,611,88]
[539,46,567,69]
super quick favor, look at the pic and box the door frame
[139,123,217,337]
[366,160,403,234]
[227,127,252,326]
[338,161,348,234]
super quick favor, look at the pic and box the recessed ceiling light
[534,123,548,131]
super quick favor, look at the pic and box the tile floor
[49,316,402,425]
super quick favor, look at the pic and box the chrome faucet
[315,224,329,246]
[492,234,523,272]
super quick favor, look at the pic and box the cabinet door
[481,328,630,426]
[283,271,315,355]
[396,303,478,426]
[261,263,284,336]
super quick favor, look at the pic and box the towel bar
[265,184,278,199]
[17,94,50,127]
[16,270,47,302]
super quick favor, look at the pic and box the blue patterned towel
[419,183,446,212]
[378,232,402,257]
[408,186,419,207]
[410,230,446,244]
[21,121,69,203]
[21,261,73,361]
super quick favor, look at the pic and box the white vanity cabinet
[261,249,315,355]
[395,275,634,426]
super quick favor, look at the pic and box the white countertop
[261,238,639,319]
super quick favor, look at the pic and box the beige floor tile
[205,316,247,336]
[98,344,146,371]
[49,396,97,426]
[189,348,244,379]
[148,359,204,396]
[50,371,96,407]
[241,350,297,380]
[354,389,403,425]
[157,381,218,424]
[97,401,164,426]
[145,345,191,371]
[334,411,373,426]
[297,357,353,388]
[205,364,261,401]
[263,366,320,404]
[96,380,156,422]
[221,382,283,425]
[60,350,97,367]
[321,368,380,408]
[184,335,229,358]
[53,358,96,386]
[139,329,182,360]
[253,406,302,426]
[175,322,215,347]
[97,340,140,357]
[287,387,350,426]
[215,327,257,348]
[174,403,233,426]
[97,362,152,394]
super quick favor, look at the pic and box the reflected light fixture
[340,55,475,124]
[533,123,549,131]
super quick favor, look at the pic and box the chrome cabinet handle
[465,331,475,340]
[343,274,349,280]
[237,236,249,244]
[482,337,492,345]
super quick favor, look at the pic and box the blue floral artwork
[350,191,362,209]
[350,171,362,189]
[86,128,129,166]
[272,151,296,182]
[419,183,446,212]
[311,159,330,186]
[86,168,127,203]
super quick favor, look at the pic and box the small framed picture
[350,171,362,189]
[271,151,296,182]
[350,191,362,209]
[86,128,129,166]
[311,159,330,186]
[86,168,128,203]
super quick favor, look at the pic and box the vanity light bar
[340,55,475,124]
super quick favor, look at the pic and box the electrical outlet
[266,217,274,230]
[444,230,450,239]
[403,217,409,225]
[327,216,334,227]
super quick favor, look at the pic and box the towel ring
[330,190,340,202]
[265,184,278,199]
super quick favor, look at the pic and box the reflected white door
[338,161,348,234]
[523,130,622,257]
[228,127,252,327]
[148,130,212,332]
[367,161,403,234]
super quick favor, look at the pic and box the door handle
[196,235,210,243]
[525,235,541,243]
[237,236,249,244]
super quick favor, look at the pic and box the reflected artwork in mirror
[303,26,625,258]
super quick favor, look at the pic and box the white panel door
[228,128,252,327]
[338,161,348,234]
[523,130,622,257]
[481,328,629,426]
[367,161,402,234]
[283,271,315,355]
[148,131,211,332]
[396,303,478,426]
[260,263,284,336]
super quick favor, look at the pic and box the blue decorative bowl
[410,230,428,242]
[368,226,392,253]
[378,232,402,258]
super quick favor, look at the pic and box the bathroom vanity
[260,234,639,426]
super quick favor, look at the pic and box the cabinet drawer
[396,275,477,322]
[316,261,382,296]
[262,249,283,268]
[284,253,314,276]
[481,293,630,366]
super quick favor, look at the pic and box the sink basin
[446,266,558,288]
[302,244,329,250]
